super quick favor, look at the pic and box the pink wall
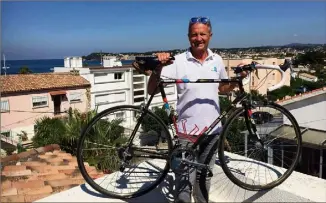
[1,88,89,132]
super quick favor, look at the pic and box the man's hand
[131,52,174,76]
[236,62,249,78]
[156,52,174,66]
[219,63,249,93]
[131,61,152,76]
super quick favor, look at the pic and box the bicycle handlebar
[134,56,291,92]
[255,64,285,92]
[134,56,175,73]
[232,59,291,92]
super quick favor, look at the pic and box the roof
[276,86,326,105]
[270,125,326,148]
[0,144,104,202]
[240,117,326,148]
[0,73,91,95]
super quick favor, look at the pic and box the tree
[293,51,326,66]
[268,85,295,101]
[32,107,126,171]
[19,66,32,74]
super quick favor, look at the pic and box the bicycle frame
[138,73,254,151]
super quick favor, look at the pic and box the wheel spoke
[77,106,173,198]
[218,102,302,191]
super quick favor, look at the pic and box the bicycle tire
[76,105,173,199]
[217,101,302,191]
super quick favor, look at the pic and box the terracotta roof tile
[0,73,91,94]
[0,144,104,202]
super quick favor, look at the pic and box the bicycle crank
[168,146,213,177]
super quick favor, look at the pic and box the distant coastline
[0,59,133,75]
[1,43,325,75]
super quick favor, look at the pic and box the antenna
[2,54,10,76]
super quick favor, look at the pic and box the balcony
[133,83,145,91]
[133,75,145,83]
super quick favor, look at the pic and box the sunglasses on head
[189,17,210,24]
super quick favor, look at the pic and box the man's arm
[218,60,247,94]
[219,82,237,94]
[218,61,236,94]
[148,63,177,96]
[146,53,176,95]
[147,68,163,95]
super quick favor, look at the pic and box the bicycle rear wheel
[76,105,173,199]
[217,101,302,191]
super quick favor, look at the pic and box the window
[95,92,126,105]
[1,131,11,138]
[69,92,82,103]
[134,97,145,103]
[94,73,107,77]
[1,100,9,113]
[32,96,48,108]
[114,73,122,80]
[94,72,109,84]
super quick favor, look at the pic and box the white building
[102,55,123,67]
[298,72,318,82]
[64,56,83,68]
[276,87,326,179]
[53,56,178,114]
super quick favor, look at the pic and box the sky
[1,1,326,60]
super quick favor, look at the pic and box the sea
[0,59,133,75]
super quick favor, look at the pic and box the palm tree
[32,107,126,171]
[32,117,66,147]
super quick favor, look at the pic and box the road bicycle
[77,56,302,199]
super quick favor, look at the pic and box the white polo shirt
[161,48,228,136]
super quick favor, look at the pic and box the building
[0,73,91,144]
[53,56,178,114]
[238,86,326,180]
[223,57,292,95]
[276,86,326,179]
[298,72,318,82]
[102,55,123,67]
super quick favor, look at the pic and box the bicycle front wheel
[76,105,173,199]
[217,101,302,191]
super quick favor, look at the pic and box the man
[133,16,245,203]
